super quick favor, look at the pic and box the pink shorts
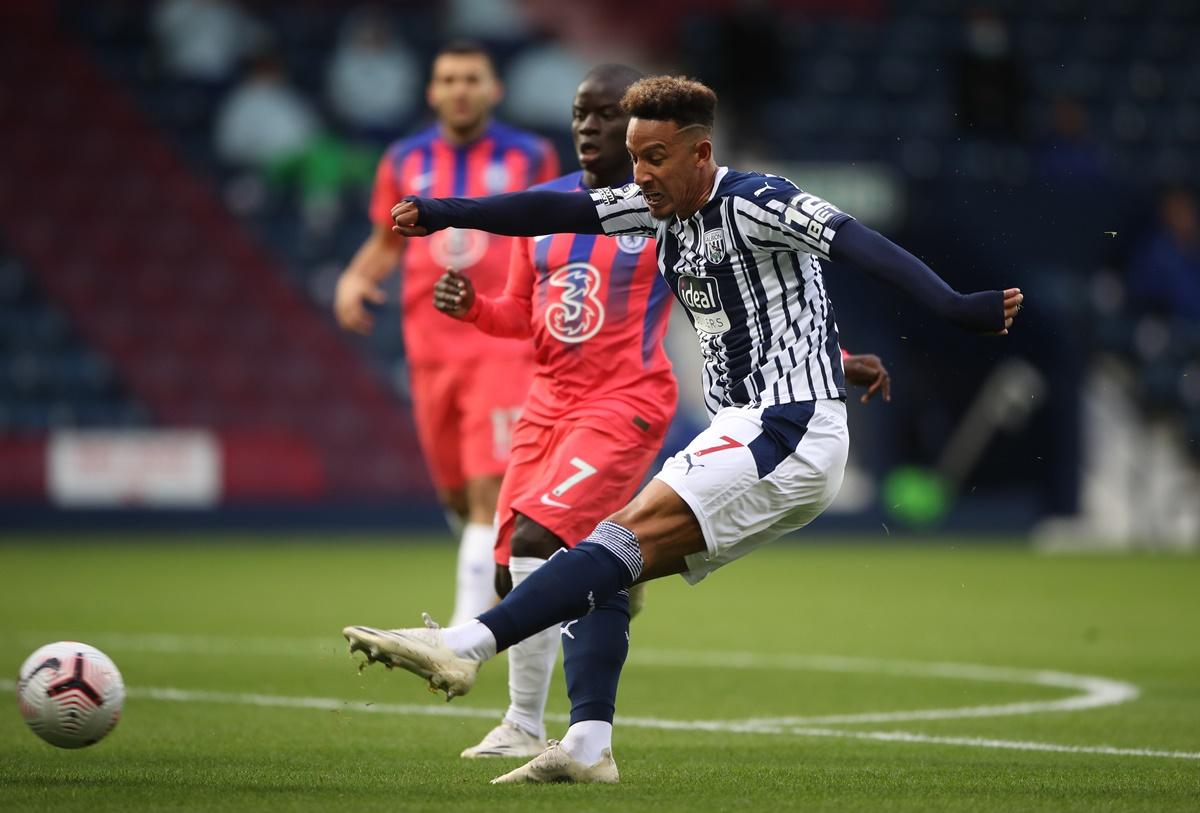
[409,357,532,492]
[494,415,666,566]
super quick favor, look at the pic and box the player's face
[571,78,630,185]
[626,117,712,219]
[427,53,501,134]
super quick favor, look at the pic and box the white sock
[450,522,498,626]
[501,556,557,739]
[441,619,497,662]
[559,720,613,765]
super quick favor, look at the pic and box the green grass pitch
[1,536,1198,811]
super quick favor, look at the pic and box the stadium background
[2,0,1197,544]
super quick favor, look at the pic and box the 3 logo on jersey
[545,263,605,343]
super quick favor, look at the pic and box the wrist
[462,295,482,322]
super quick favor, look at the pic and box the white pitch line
[5,632,1139,727]
[787,727,1200,761]
[4,680,1196,761]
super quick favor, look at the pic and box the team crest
[484,163,511,193]
[703,229,727,264]
[617,234,648,254]
[428,227,488,270]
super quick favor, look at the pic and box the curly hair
[620,75,717,130]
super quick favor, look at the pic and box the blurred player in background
[431,65,892,761]
[334,42,558,625]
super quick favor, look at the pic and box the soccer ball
[16,642,125,748]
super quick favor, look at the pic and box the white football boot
[489,741,620,784]
[343,614,479,701]
[460,721,547,759]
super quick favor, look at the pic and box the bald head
[584,63,644,92]
[573,64,644,188]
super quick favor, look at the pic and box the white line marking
[2,680,1195,761]
[7,632,1140,727]
[787,727,1200,761]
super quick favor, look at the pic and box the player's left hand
[390,200,429,237]
[433,269,476,319]
[843,354,891,404]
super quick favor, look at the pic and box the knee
[510,514,565,560]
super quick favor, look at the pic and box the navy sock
[478,521,642,652]
[562,589,630,724]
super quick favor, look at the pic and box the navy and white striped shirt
[590,167,851,416]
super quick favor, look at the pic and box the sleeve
[830,219,1005,333]
[588,183,656,237]
[369,150,403,227]
[753,185,855,261]
[533,139,560,185]
[463,238,536,339]
[410,190,602,236]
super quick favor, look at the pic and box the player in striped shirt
[334,42,557,627]
[347,75,1022,782]
[432,65,891,763]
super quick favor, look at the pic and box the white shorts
[655,399,849,585]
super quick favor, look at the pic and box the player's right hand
[997,287,1023,335]
[390,200,429,237]
[433,268,475,320]
[334,270,386,334]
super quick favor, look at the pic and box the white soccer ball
[16,642,125,748]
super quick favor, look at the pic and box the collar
[706,166,729,204]
[676,166,728,224]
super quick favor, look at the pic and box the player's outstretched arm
[391,190,604,238]
[830,220,1022,334]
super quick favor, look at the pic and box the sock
[563,589,630,726]
[441,619,497,661]
[560,720,615,766]
[450,521,498,626]
[477,521,643,652]
[501,556,557,739]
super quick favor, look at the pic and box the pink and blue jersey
[370,121,558,365]
[463,171,677,429]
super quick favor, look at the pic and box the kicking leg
[344,480,701,699]
[471,479,701,654]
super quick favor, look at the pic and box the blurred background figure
[214,51,321,168]
[152,0,265,85]
[953,7,1026,141]
[1128,187,1200,321]
[324,6,419,143]
[332,41,557,625]
[1034,97,1109,183]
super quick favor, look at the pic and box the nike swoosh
[533,234,553,242]
[540,493,570,508]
